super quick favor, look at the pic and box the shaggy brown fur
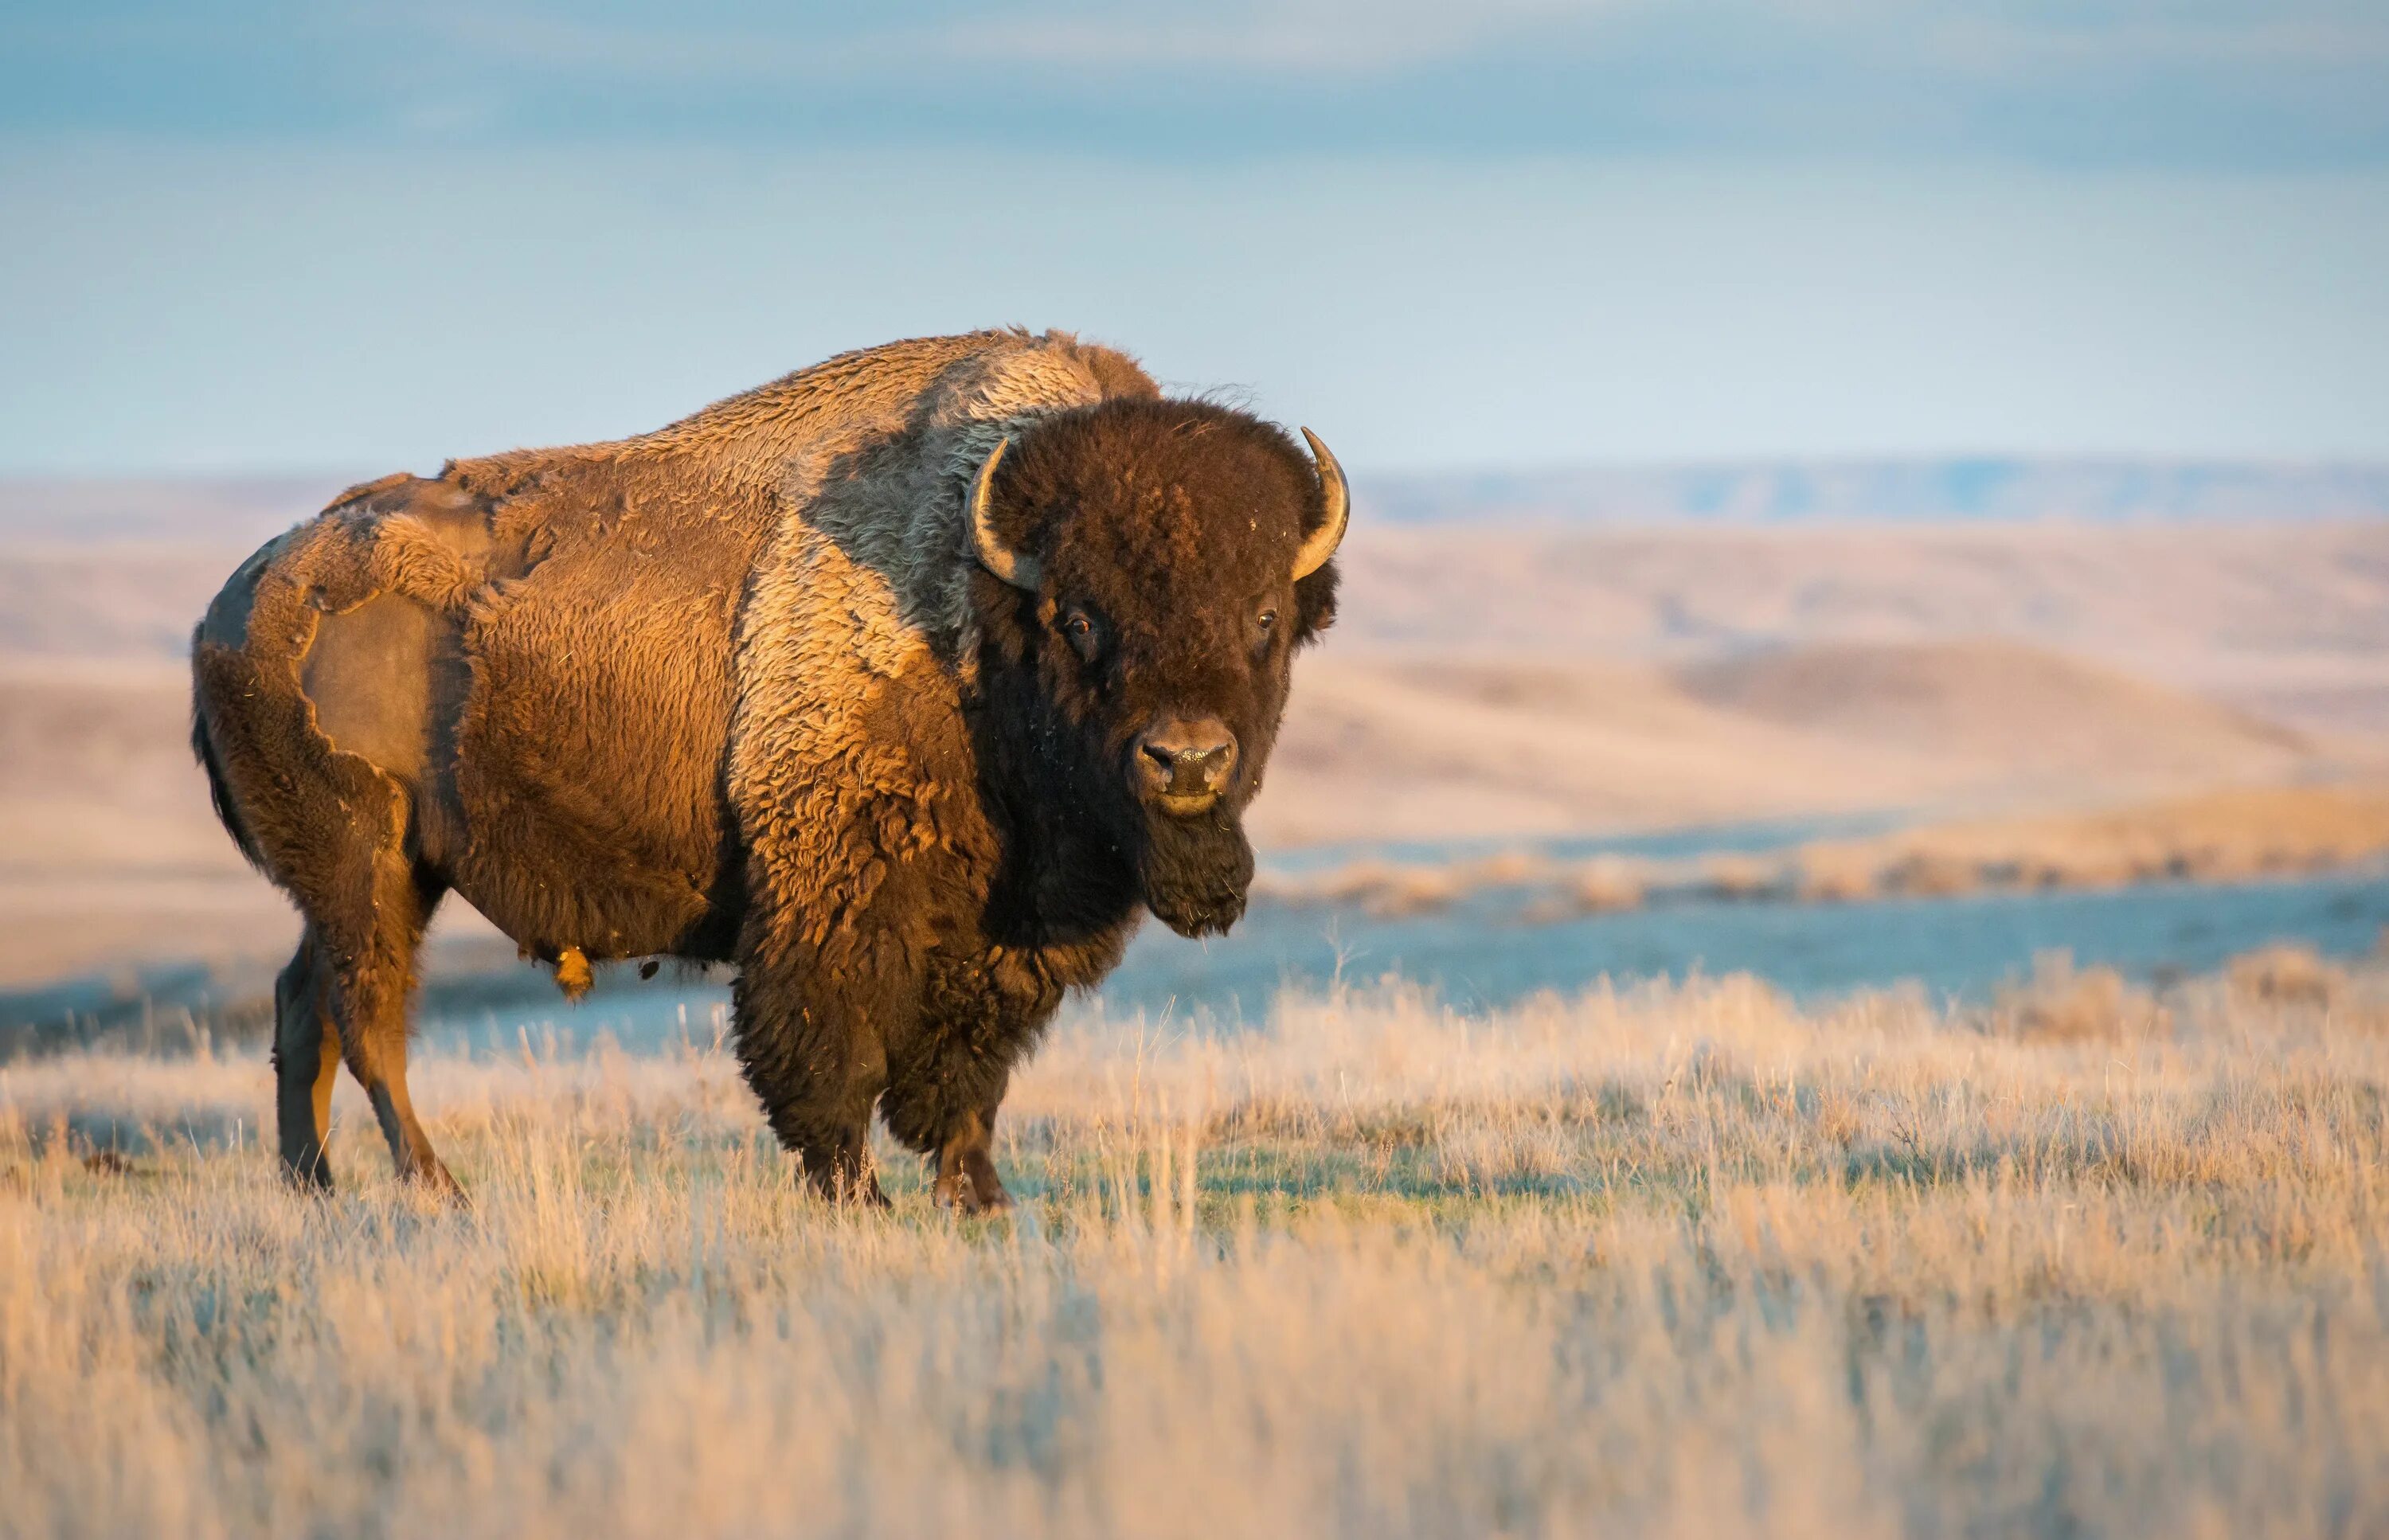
[190,330,1343,1208]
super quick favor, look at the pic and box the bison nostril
[1190,741,1237,786]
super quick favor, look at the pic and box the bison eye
[1060,608,1105,664]
[1257,608,1279,633]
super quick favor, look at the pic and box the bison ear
[1292,560,1339,646]
[968,437,1042,592]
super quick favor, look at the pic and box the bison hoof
[934,1156,1014,1216]
[409,1165,470,1209]
[816,1172,890,1209]
[280,1159,335,1195]
[934,1180,1012,1217]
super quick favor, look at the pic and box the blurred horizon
[3,2,2387,476]
[9,457,2389,546]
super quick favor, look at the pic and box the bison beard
[1134,807,1255,938]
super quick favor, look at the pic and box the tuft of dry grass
[1520,856,1648,921]
[1261,851,1562,919]
[2229,942,2351,1008]
[1986,952,2171,1042]
[5,961,2389,1538]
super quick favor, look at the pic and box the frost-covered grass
[5,960,2388,1538]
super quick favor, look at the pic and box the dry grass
[1801,783,2389,901]
[1984,952,2172,1043]
[6,963,2389,1538]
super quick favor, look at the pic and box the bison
[190,329,1346,1209]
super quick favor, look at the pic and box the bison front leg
[878,1067,1011,1212]
[932,1107,1011,1214]
[881,1003,1025,1215]
[730,942,901,1207]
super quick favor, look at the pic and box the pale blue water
[10,862,2382,1057]
[1257,812,1906,875]
[393,868,2389,1055]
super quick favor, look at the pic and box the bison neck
[963,692,1151,964]
[977,779,1148,954]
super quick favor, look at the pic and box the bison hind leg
[293,845,461,1201]
[336,866,461,1199]
[272,934,341,1190]
[265,853,459,1198]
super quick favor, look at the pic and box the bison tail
[190,636,266,871]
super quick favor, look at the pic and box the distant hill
[1330,519,2389,736]
[1250,642,2351,848]
[1676,640,2311,784]
[1363,459,2389,526]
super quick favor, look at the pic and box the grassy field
[5,959,2388,1538]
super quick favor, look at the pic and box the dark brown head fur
[969,397,1340,937]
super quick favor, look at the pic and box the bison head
[968,398,1346,937]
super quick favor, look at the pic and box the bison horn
[968,436,1042,592]
[1292,428,1348,580]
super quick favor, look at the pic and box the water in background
[397,869,2388,1056]
[1258,811,1904,874]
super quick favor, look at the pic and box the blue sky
[3,2,2387,473]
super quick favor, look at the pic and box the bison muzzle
[188,329,1346,1210]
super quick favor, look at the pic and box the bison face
[971,399,1346,938]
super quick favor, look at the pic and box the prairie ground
[5,960,2388,1538]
